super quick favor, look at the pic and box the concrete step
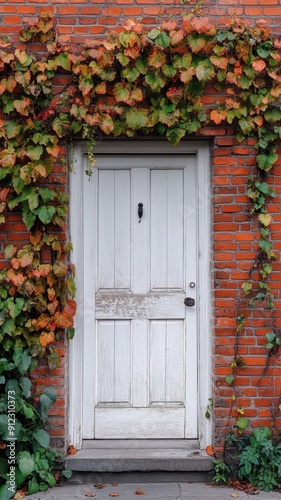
[66,440,214,481]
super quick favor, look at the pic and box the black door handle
[184,297,195,307]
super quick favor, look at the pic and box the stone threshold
[66,440,214,478]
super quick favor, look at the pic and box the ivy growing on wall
[0,12,280,496]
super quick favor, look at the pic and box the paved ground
[27,482,281,499]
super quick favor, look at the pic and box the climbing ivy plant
[0,12,280,495]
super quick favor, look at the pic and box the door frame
[69,140,212,450]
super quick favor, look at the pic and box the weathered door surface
[91,155,198,439]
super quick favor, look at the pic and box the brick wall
[1,0,281,454]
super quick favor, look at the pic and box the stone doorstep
[66,440,214,475]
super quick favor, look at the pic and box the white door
[85,154,198,439]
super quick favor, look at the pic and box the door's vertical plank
[150,320,166,404]
[151,170,168,289]
[114,171,131,289]
[98,171,115,289]
[166,320,185,403]
[114,321,131,404]
[167,170,184,289]
[131,168,150,294]
[132,319,149,407]
[97,321,115,403]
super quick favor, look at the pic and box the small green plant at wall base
[213,460,231,484]
[238,428,281,492]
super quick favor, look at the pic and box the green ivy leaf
[225,375,234,385]
[125,108,149,130]
[166,126,186,145]
[155,31,170,49]
[264,107,281,124]
[33,428,50,448]
[35,205,56,225]
[13,348,32,374]
[145,71,166,91]
[0,484,14,500]
[8,298,25,319]
[236,416,248,434]
[257,153,278,171]
[19,451,35,478]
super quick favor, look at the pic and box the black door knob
[184,297,195,307]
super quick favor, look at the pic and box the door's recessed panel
[97,320,131,405]
[150,169,184,290]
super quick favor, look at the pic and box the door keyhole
[138,203,143,223]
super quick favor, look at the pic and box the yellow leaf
[258,213,271,226]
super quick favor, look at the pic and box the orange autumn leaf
[94,483,106,489]
[206,445,214,456]
[39,330,54,347]
[161,20,177,31]
[67,445,78,455]
[109,493,120,497]
[253,115,263,126]
[0,187,9,202]
[210,109,226,125]
[85,493,96,497]
[252,59,266,72]
[135,488,145,495]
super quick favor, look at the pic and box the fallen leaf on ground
[67,445,78,455]
[14,491,26,500]
[94,483,106,489]
[109,493,119,497]
[206,445,214,456]
[135,488,145,495]
[112,483,119,486]
[85,492,95,497]
[231,494,239,498]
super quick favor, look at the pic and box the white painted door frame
[69,140,212,450]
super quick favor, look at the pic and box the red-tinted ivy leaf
[252,59,266,72]
[170,30,185,46]
[17,248,34,267]
[13,97,31,116]
[210,55,228,70]
[148,47,166,68]
[161,20,177,31]
[0,188,9,202]
[7,270,25,288]
[179,67,196,84]
[14,70,31,88]
[0,149,16,168]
